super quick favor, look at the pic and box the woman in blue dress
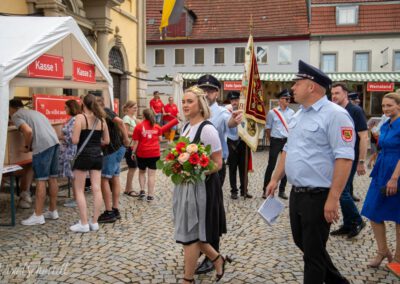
[361,92,400,268]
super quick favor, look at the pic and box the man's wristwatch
[358,159,365,164]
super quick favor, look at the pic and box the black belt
[271,137,287,141]
[292,186,329,193]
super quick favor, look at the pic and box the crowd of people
[6,59,400,283]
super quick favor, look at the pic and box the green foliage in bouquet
[156,137,216,185]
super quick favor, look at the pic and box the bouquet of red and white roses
[156,137,216,185]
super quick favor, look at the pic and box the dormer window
[336,6,358,25]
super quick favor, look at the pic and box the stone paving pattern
[0,151,399,283]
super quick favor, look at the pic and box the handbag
[70,118,99,169]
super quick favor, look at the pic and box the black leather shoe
[195,258,214,275]
[241,193,253,198]
[278,192,288,200]
[347,220,366,239]
[352,195,361,202]
[330,225,351,236]
[231,193,238,200]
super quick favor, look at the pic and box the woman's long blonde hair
[184,86,211,120]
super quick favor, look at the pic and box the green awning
[180,72,400,82]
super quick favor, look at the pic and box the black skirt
[204,172,227,243]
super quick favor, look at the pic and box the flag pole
[243,15,253,199]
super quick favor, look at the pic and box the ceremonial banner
[238,34,267,152]
[159,0,184,32]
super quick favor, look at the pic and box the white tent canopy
[0,16,114,183]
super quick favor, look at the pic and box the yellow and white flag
[238,34,267,152]
[159,0,184,32]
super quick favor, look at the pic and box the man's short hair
[9,99,24,109]
[332,82,350,93]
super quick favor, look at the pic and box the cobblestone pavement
[0,151,398,283]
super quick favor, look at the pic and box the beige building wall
[310,36,400,72]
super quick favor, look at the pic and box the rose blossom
[189,153,200,165]
[175,142,186,154]
[177,152,190,164]
[186,144,198,154]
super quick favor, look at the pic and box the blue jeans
[101,146,126,178]
[340,160,363,228]
[155,113,162,125]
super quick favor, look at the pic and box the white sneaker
[18,199,31,209]
[43,210,59,220]
[20,191,32,203]
[89,222,99,231]
[21,213,45,226]
[70,221,89,233]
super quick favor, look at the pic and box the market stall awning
[180,72,400,82]
[0,16,113,184]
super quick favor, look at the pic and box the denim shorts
[32,144,60,181]
[101,146,126,178]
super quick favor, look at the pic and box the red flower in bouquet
[189,153,200,165]
[172,162,182,174]
[199,154,210,168]
[175,142,186,154]
[165,153,175,161]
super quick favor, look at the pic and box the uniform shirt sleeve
[221,107,230,131]
[200,124,222,153]
[265,110,274,129]
[328,112,355,160]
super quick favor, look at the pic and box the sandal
[124,191,139,197]
[147,196,154,202]
[212,254,232,282]
[182,278,195,283]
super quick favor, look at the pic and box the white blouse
[181,121,222,154]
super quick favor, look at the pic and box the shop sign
[27,54,64,79]
[367,82,394,92]
[224,81,242,91]
[73,60,96,83]
[33,94,80,124]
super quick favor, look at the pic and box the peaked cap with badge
[294,60,332,90]
[227,91,240,100]
[276,89,291,98]
[197,74,221,90]
[348,92,359,100]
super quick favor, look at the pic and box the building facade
[309,0,400,116]
[146,0,310,108]
[0,0,147,113]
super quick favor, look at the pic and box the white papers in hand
[258,196,285,226]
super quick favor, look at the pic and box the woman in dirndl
[174,86,230,283]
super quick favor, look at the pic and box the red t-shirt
[163,103,178,122]
[150,98,164,114]
[132,120,162,158]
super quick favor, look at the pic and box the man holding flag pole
[238,30,267,199]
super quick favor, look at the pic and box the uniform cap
[294,60,332,90]
[227,91,240,100]
[277,89,291,98]
[348,92,359,100]
[197,74,221,90]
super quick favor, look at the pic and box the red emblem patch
[341,127,353,142]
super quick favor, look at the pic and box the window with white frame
[256,46,268,64]
[235,47,245,64]
[155,49,165,65]
[394,51,400,71]
[278,45,291,64]
[175,49,185,65]
[194,48,204,65]
[336,6,358,25]
[321,54,337,72]
[214,48,224,64]
[354,52,370,72]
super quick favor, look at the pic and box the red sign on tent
[27,54,64,79]
[33,94,80,124]
[72,60,96,83]
[367,82,394,92]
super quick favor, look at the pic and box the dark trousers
[340,160,362,228]
[263,137,287,193]
[227,138,248,195]
[290,189,348,284]
[218,160,226,188]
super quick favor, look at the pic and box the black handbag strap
[74,118,99,159]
